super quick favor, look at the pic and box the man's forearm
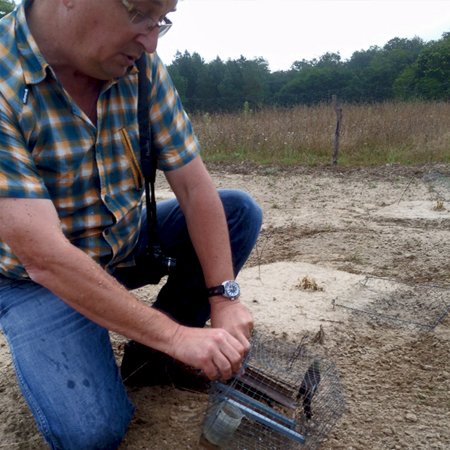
[25,240,180,355]
[184,186,235,287]
[166,157,235,289]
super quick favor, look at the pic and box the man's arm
[165,155,254,346]
[0,197,245,380]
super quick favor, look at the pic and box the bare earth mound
[1,164,449,449]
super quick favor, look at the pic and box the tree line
[168,33,450,113]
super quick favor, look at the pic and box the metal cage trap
[333,276,450,331]
[200,332,345,449]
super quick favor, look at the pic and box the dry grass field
[192,101,450,167]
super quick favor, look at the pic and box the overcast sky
[11,0,450,72]
[158,0,450,71]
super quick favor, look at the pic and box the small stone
[405,412,418,422]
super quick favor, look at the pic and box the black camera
[140,244,176,283]
[113,245,176,290]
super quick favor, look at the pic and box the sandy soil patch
[1,164,449,449]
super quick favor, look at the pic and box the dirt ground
[1,164,449,450]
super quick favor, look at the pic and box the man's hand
[210,299,253,349]
[170,325,247,381]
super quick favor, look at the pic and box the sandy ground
[1,164,449,450]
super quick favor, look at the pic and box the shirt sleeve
[148,53,201,171]
[0,101,50,199]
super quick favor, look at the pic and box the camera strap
[136,54,159,250]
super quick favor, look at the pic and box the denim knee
[221,189,263,225]
[44,406,133,450]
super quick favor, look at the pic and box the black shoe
[120,341,210,392]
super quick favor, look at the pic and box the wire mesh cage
[200,332,345,449]
[333,276,450,331]
[423,171,450,202]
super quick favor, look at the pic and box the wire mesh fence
[333,275,450,331]
[200,332,345,449]
[423,171,450,202]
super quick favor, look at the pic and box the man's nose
[135,28,160,53]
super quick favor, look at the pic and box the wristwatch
[207,280,241,300]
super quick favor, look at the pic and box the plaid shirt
[0,2,200,279]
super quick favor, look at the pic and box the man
[0,0,262,448]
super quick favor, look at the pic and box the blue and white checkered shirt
[0,1,200,279]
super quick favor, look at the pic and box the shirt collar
[15,0,50,86]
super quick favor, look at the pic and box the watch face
[224,280,240,299]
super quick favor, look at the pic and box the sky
[11,0,450,72]
[157,0,450,71]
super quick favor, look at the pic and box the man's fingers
[222,338,247,375]
[171,326,252,381]
[214,353,234,380]
[203,336,245,380]
[202,353,233,381]
[236,332,251,352]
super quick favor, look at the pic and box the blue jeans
[0,189,262,449]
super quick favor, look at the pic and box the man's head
[29,0,178,80]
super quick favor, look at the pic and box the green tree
[278,64,351,105]
[217,58,245,111]
[238,57,270,109]
[277,52,350,105]
[0,0,15,18]
[291,59,313,72]
[267,68,297,105]
[368,37,425,101]
[167,51,206,111]
[214,56,270,112]
[346,46,382,101]
[394,33,450,100]
[316,52,342,68]
[166,33,448,111]
[195,57,225,111]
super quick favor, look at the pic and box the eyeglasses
[121,0,173,36]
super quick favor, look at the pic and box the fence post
[332,95,343,166]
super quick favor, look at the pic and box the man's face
[66,0,177,80]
